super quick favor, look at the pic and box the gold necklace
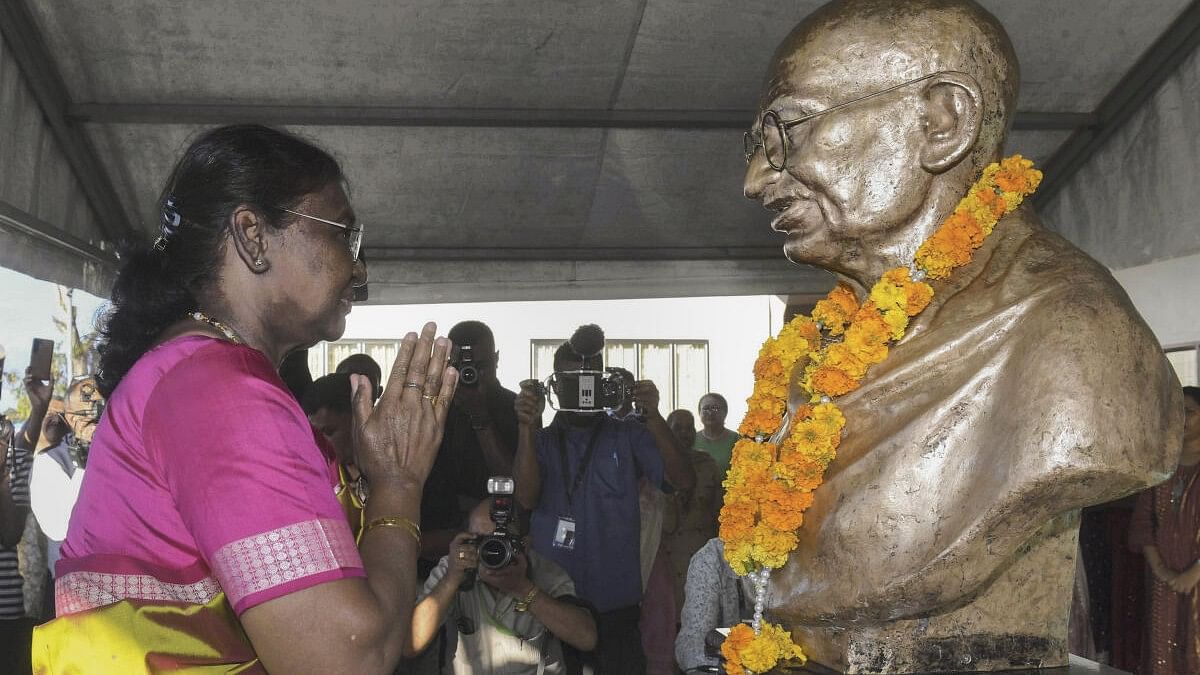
[190,311,244,344]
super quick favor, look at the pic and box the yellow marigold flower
[868,278,906,315]
[845,324,889,364]
[882,307,909,340]
[752,523,798,570]
[788,418,836,456]
[808,403,845,436]
[723,541,756,577]
[821,344,867,379]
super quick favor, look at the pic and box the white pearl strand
[750,567,771,632]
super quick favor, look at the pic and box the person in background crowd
[31,124,458,674]
[337,353,383,403]
[675,537,755,673]
[1130,386,1200,675]
[420,321,527,576]
[31,377,105,588]
[514,323,694,674]
[279,348,314,403]
[303,373,366,538]
[406,499,597,674]
[661,410,722,612]
[694,394,738,479]
[1,369,52,674]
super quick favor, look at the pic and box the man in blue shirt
[514,325,695,674]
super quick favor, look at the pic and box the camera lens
[460,365,479,386]
[479,537,510,569]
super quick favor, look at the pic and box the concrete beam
[0,200,117,270]
[1035,0,1200,206]
[69,103,1096,132]
[0,1,137,244]
[365,245,784,262]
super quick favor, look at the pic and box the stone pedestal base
[795,655,1128,674]
[788,512,1080,673]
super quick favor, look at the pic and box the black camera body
[531,368,633,413]
[452,345,480,387]
[468,477,524,570]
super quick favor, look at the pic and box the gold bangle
[362,516,421,546]
[514,586,539,612]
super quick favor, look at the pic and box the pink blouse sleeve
[143,341,364,615]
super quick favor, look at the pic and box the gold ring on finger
[422,394,440,406]
[457,551,466,560]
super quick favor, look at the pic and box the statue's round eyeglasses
[744,71,970,172]
[274,206,364,262]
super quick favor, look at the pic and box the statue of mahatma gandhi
[741,0,1183,672]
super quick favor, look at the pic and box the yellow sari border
[33,593,264,674]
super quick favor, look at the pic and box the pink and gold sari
[33,337,365,673]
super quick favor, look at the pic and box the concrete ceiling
[9,0,1198,302]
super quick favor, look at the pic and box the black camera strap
[557,418,605,511]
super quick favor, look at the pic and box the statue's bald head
[767,0,1018,167]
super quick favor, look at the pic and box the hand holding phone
[30,338,54,382]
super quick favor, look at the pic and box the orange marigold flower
[775,456,825,490]
[813,284,859,335]
[722,624,756,675]
[905,281,933,315]
[753,354,785,380]
[719,500,757,539]
[810,365,861,397]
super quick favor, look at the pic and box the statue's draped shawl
[774,211,1182,622]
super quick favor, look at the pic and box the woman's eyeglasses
[274,206,364,262]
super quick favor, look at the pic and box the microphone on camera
[568,324,605,359]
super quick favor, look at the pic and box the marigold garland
[719,155,1041,674]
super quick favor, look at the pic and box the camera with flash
[467,476,524,570]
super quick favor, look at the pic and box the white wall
[337,295,786,426]
[1113,252,1200,350]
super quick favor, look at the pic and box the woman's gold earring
[254,258,264,267]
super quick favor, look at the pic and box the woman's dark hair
[1184,386,1200,407]
[95,125,343,397]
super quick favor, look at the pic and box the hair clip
[155,197,183,251]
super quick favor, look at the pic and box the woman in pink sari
[32,125,459,674]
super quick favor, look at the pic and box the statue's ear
[918,72,982,174]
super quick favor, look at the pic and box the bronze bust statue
[741,0,1183,672]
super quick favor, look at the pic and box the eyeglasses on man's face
[274,206,364,262]
[743,71,967,172]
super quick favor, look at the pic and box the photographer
[31,376,105,583]
[1,368,52,673]
[407,497,597,674]
[421,321,529,570]
[513,324,695,674]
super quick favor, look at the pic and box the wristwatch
[514,586,539,612]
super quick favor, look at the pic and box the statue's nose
[743,153,777,203]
